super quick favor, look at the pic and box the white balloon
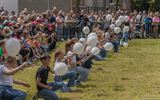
[105,32,110,36]
[124,16,129,22]
[123,42,128,47]
[114,27,121,34]
[115,20,122,26]
[87,36,98,47]
[104,42,113,51]
[118,16,125,22]
[54,62,68,76]
[91,47,100,55]
[110,24,115,30]
[79,38,86,44]
[5,38,21,57]
[83,26,90,35]
[73,42,84,54]
[88,32,97,38]
[106,14,112,21]
[136,15,141,20]
[123,26,130,32]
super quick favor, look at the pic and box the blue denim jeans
[121,32,129,43]
[56,27,63,41]
[94,55,105,61]
[71,67,89,82]
[0,85,27,100]
[99,48,107,59]
[112,41,119,53]
[63,27,70,40]
[38,88,59,100]
[47,82,64,91]
[38,82,63,100]
[54,71,77,87]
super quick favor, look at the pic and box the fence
[59,21,160,40]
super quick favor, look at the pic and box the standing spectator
[56,10,64,41]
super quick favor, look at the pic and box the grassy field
[14,39,160,100]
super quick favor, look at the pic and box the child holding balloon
[65,40,89,83]
[54,50,77,89]
[0,56,30,100]
[35,54,64,100]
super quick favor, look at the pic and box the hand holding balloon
[54,62,68,76]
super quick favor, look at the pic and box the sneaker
[74,80,81,86]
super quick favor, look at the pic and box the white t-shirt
[0,65,13,86]
[67,51,77,64]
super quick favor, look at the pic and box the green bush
[131,0,159,12]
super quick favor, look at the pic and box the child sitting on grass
[0,56,30,100]
[35,54,65,100]
[54,50,77,91]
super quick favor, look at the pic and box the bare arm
[36,77,51,90]
[3,62,28,75]
[13,79,30,87]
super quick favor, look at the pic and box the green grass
[14,39,160,100]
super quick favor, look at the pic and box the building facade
[1,0,131,13]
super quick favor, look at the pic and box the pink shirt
[152,17,160,23]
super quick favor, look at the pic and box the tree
[142,0,150,12]
[154,0,160,11]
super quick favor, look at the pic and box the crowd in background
[0,6,159,100]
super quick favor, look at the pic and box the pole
[48,0,50,10]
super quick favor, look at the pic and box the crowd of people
[0,6,159,100]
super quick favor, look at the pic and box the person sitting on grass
[0,56,30,100]
[65,40,89,84]
[54,50,77,91]
[36,54,65,100]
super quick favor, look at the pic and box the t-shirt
[35,66,50,91]
[0,48,3,57]
[0,65,13,86]
[67,51,77,64]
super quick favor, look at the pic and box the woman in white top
[0,56,30,100]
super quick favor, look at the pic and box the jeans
[63,26,70,40]
[54,71,77,87]
[0,85,27,100]
[47,82,64,91]
[56,27,63,41]
[38,82,66,100]
[94,55,104,61]
[121,32,129,43]
[71,67,89,82]
[38,89,59,100]
[99,48,107,59]
[112,41,119,53]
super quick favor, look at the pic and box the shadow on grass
[77,84,96,89]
